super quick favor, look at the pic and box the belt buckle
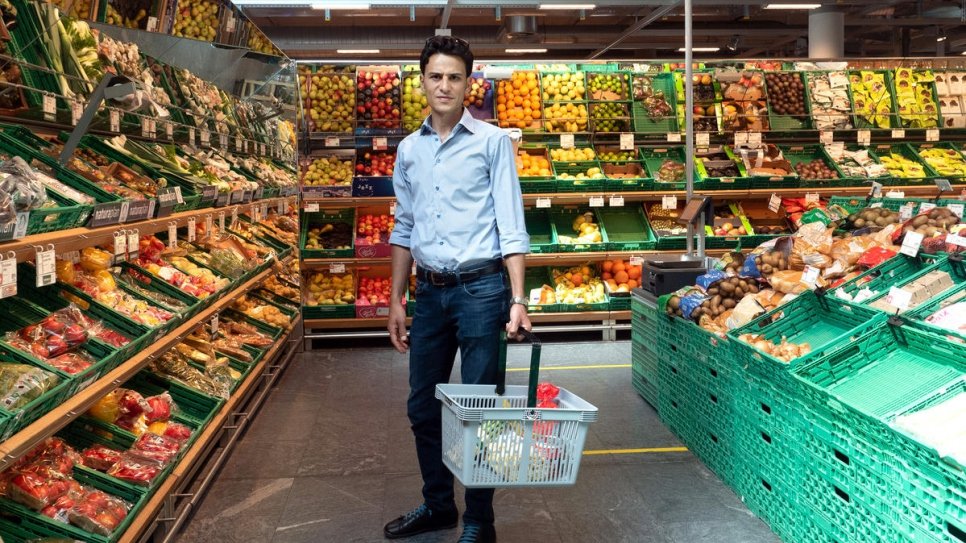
[430,270,452,286]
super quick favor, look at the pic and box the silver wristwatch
[510,296,529,307]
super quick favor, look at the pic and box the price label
[857,130,871,146]
[127,230,139,259]
[805,193,820,205]
[748,132,762,147]
[609,196,624,207]
[926,128,940,142]
[768,193,782,213]
[231,207,238,227]
[629,256,644,266]
[819,131,833,145]
[220,133,228,148]
[948,203,964,219]
[535,197,551,209]
[71,101,83,126]
[110,109,120,132]
[35,246,55,288]
[662,195,678,210]
[260,143,267,156]
[588,196,604,208]
[172,186,183,205]
[667,132,682,143]
[870,202,884,208]
[918,202,936,214]
[305,202,320,212]
[886,286,913,311]
[226,16,237,33]
[329,263,346,274]
[164,121,173,139]
[886,190,906,199]
[899,203,915,221]
[42,94,56,121]
[802,265,820,288]
[619,133,634,151]
[141,117,152,138]
[695,132,710,148]
[235,137,243,152]
[218,212,225,232]
[388,201,396,216]
[946,232,966,247]
[891,129,906,139]
[252,205,260,223]
[187,217,196,242]
[168,223,178,249]
[325,137,339,147]
[146,16,158,32]
[0,255,16,299]
[871,181,883,198]
[734,131,748,147]
[210,313,219,336]
[900,231,924,257]
[560,133,575,149]
[261,203,269,218]
[189,127,196,146]
[372,137,387,151]
[113,232,127,259]
[205,214,213,234]
[201,129,210,147]
[936,178,953,192]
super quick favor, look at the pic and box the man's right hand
[387,302,409,353]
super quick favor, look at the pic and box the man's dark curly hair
[420,36,473,77]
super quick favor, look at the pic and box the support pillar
[808,8,844,58]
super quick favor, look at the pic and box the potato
[854,218,866,228]
[719,281,736,293]
[722,298,737,309]
[761,263,774,274]
[712,294,722,307]
[747,283,760,294]
[669,296,681,310]
[734,287,744,297]
[708,287,719,295]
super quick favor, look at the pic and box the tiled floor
[177,341,780,543]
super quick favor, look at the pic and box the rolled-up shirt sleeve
[388,147,413,248]
[489,134,530,256]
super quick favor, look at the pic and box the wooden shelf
[304,310,630,330]
[1,196,297,264]
[0,266,276,472]
[117,319,300,543]
[301,184,959,207]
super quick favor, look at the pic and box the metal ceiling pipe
[504,15,538,34]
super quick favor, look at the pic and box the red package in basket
[163,422,192,443]
[144,393,175,423]
[11,307,92,359]
[81,445,124,472]
[118,389,150,418]
[39,481,84,521]
[68,488,130,536]
[107,452,164,486]
[132,432,181,465]
[46,351,96,375]
[7,471,73,510]
[855,247,897,270]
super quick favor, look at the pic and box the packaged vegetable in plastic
[768,270,826,294]
[81,444,124,472]
[107,452,164,486]
[132,432,182,465]
[67,487,130,536]
[7,470,73,511]
[678,294,709,320]
[55,259,75,284]
[87,390,120,424]
[725,295,767,330]
[144,393,176,423]
[0,363,61,410]
[696,270,728,291]
[855,247,898,270]
[0,156,48,212]
[79,247,112,272]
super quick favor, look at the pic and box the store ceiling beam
[587,3,681,59]
[440,0,457,28]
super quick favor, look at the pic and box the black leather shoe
[457,523,496,543]
[383,504,458,539]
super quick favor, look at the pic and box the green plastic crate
[868,143,936,186]
[598,206,656,251]
[842,254,966,314]
[117,263,205,321]
[549,208,608,253]
[849,69,900,130]
[764,71,812,131]
[552,161,605,192]
[640,146,698,192]
[904,281,966,343]
[520,208,555,254]
[523,267,559,314]
[914,142,966,181]
[832,253,939,302]
[733,463,802,543]
[630,73,677,133]
[779,144,852,188]
[300,208,355,258]
[128,371,224,430]
[601,160,651,192]
[252,287,301,310]
[0,359,73,441]
[728,291,888,394]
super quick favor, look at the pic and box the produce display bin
[597,206,656,251]
[630,73,678,133]
[516,147,555,194]
[552,161,605,193]
[549,208,608,253]
[868,143,936,186]
[602,160,651,192]
[525,208,558,254]
[779,144,852,188]
[903,281,966,342]
[640,146,697,192]
[849,69,900,130]
[694,148,750,191]
[840,254,965,315]
[302,270,355,320]
[913,142,966,180]
[523,266,560,313]
[764,71,812,131]
[831,253,940,301]
[300,208,355,259]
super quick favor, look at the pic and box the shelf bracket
[59,74,136,166]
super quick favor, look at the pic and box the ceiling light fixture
[312,2,370,9]
[539,4,596,10]
[677,47,720,52]
[506,48,548,53]
[727,34,740,52]
[938,35,948,42]
[337,48,380,53]
[762,3,821,9]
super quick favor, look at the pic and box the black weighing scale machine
[640,196,713,297]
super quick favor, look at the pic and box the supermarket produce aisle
[177,342,779,543]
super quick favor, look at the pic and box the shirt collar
[420,108,478,136]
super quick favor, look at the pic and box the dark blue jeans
[408,271,509,526]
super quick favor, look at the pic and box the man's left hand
[506,303,531,340]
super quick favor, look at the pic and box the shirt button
[436,214,441,218]
[439,241,444,245]
[435,186,439,191]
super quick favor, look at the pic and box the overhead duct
[498,15,540,43]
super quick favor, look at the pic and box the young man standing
[384,36,531,543]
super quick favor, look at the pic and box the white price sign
[218,212,226,232]
[900,231,924,257]
[71,101,83,126]
[926,128,940,142]
[870,202,884,208]
[127,230,139,259]
[189,127,196,145]
[187,217,196,242]
[388,201,396,216]
[210,313,219,335]
[802,265,820,288]
[667,132,682,143]
[174,186,184,205]
[146,16,158,32]
[589,196,605,208]
[220,133,228,148]
[205,214,213,234]
[325,137,339,147]
[946,233,966,247]
[168,223,178,249]
[252,205,260,223]
[871,181,883,198]
[560,133,575,149]
[226,16,237,33]
[201,129,211,147]
[886,287,913,311]
[857,130,871,146]
[0,254,16,299]
[805,193,820,205]
[619,133,634,151]
[886,190,906,199]
[141,117,152,138]
[768,193,782,213]
[609,196,624,207]
[277,201,285,215]
[329,263,346,274]
[734,131,748,147]
[113,231,127,259]
[819,131,833,145]
[695,132,710,148]
[748,132,762,147]
[305,202,320,212]
[372,137,388,151]
[891,129,905,139]
[899,203,916,221]
[235,136,243,152]
[110,109,120,132]
[165,121,173,140]
[42,94,56,121]
[948,203,964,219]
[918,202,937,214]
[35,245,56,288]
[629,256,644,266]
[231,207,238,227]
[662,195,678,210]
[535,197,551,209]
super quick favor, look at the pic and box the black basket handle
[495,328,543,407]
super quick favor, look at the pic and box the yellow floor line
[583,447,689,455]
[506,364,632,372]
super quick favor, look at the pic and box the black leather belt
[416,259,504,287]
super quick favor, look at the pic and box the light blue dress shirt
[389,108,530,272]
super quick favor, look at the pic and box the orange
[627,267,641,280]
[602,260,614,272]
[614,271,629,284]
[612,261,626,273]
[602,271,612,280]
[627,279,638,289]
[571,273,583,286]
